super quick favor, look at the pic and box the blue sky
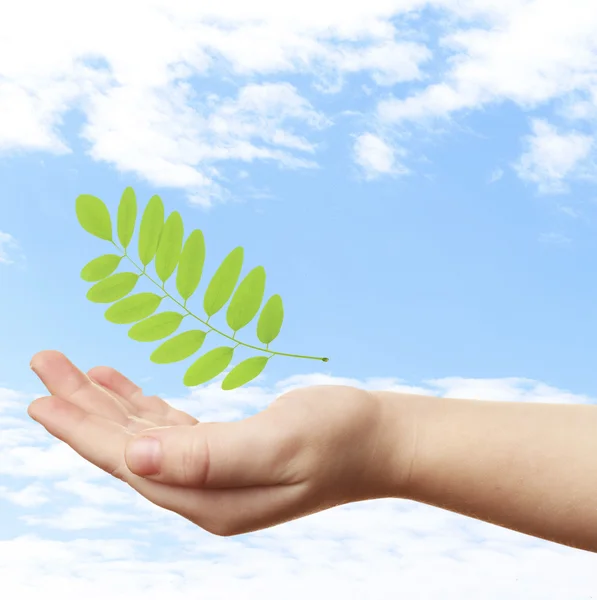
[2,0,597,597]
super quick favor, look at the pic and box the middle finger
[31,350,130,426]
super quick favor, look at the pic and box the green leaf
[176,229,205,301]
[105,293,162,324]
[203,247,244,317]
[80,254,122,282]
[226,266,266,332]
[257,294,284,344]
[76,194,112,241]
[77,187,327,391]
[184,346,234,386]
[128,311,184,342]
[155,211,184,283]
[221,356,269,390]
[150,330,207,364]
[138,195,164,266]
[87,272,140,303]
[117,187,137,249]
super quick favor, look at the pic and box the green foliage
[184,346,234,386]
[203,247,244,317]
[257,294,284,345]
[87,272,139,303]
[81,254,122,282]
[129,311,184,342]
[176,229,205,301]
[222,356,269,390]
[150,330,207,364]
[227,266,266,332]
[138,195,164,266]
[155,212,183,283]
[76,195,112,241]
[76,188,328,390]
[117,187,137,249]
[105,293,162,324]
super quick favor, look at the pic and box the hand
[27,351,411,536]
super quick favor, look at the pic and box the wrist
[372,390,427,499]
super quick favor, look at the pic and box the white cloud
[514,119,594,193]
[538,232,572,245]
[429,376,587,403]
[556,204,580,218]
[0,0,431,206]
[374,0,597,191]
[1,372,596,598]
[2,0,597,195]
[0,387,29,411]
[53,479,134,506]
[488,167,503,183]
[315,40,432,92]
[22,506,145,531]
[82,81,329,207]
[353,133,408,179]
[0,484,49,507]
[0,441,108,481]
[0,231,19,264]
[378,0,597,122]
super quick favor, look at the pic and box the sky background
[2,0,597,597]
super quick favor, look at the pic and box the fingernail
[126,436,162,476]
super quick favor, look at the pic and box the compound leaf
[105,293,162,324]
[81,254,122,282]
[226,266,266,332]
[221,356,269,390]
[184,346,234,386]
[87,272,139,303]
[78,186,328,391]
[128,311,184,342]
[117,187,137,249]
[76,194,112,241]
[176,230,205,301]
[150,329,207,364]
[138,195,164,266]
[155,211,184,283]
[203,247,244,317]
[257,294,284,345]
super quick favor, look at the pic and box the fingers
[87,365,141,400]
[26,394,314,537]
[31,351,129,426]
[124,414,304,489]
[27,395,130,479]
[88,366,198,426]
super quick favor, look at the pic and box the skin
[27,350,597,553]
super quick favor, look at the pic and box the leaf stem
[112,243,329,362]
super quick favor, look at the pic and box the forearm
[378,391,597,553]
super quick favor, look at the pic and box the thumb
[124,418,298,488]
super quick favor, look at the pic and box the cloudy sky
[2,0,597,597]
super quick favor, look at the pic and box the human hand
[27,351,413,536]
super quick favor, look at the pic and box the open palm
[30,349,198,445]
[90,363,199,433]
[28,351,259,534]
[28,351,321,535]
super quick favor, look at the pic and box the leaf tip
[182,374,195,388]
